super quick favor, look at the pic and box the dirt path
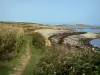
[10,41,30,75]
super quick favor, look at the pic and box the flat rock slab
[81,32,97,38]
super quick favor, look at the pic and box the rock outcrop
[49,32,98,50]
[49,32,86,45]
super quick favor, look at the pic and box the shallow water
[90,39,100,48]
[62,25,100,48]
[64,26,100,33]
[77,29,100,33]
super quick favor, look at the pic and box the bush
[32,32,45,49]
[32,47,100,75]
[0,25,24,61]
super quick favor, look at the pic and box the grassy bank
[0,23,46,75]
[0,37,26,75]
[22,33,45,75]
[22,35,40,75]
[0,25,25,75]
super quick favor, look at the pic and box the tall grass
[0,25,24,62]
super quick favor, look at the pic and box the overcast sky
[0,0,100,25]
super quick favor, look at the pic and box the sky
[0,0,100,25]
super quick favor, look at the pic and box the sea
[60,25,100,48]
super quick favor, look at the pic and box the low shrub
[32,47,100,75]
[32,32,45,49]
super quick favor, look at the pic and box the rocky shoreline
[34,28,100,51]
[49,31,99,51]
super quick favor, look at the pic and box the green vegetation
[0,22,100,75]
[22,33,46,75]
[32,32,45,49]
[32,47,100,75]
[22,35,40,75]
[0,25,24,62]
[0,25,26,75]
[0,22,46,75]
[0,40,27,75]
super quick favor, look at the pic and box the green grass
[0,66,12,75]
[9,41,27,66]
[0,45,26,75]
[0,38,26,75]
[0,34,41,75]
[0,35,33,75]
[22,34,41,75]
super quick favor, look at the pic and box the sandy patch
[34,29,70,38]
